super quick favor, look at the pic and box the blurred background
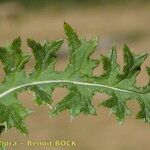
[1,0,150,150]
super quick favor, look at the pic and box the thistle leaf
[0,23,150,136]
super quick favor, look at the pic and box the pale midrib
[0,80,136,98]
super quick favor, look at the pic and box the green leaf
[123,44,148,78]
[0,145,6,150]
[0,22,150,136]
[50,86,96,117]
[27,39,63,76]
[29,85,52,105]
[0,37,30,74]
[64,22,81,55]
[100,94,131,122]
[0,101,31,135]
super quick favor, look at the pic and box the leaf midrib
[0,80,142,99]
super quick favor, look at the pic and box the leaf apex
[64,22,72,31]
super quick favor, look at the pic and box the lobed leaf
[0,22,150,136]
